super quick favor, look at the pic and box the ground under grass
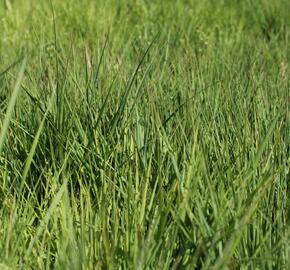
[0,0,289,269]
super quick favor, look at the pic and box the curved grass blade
[0,57,27,154]
[109,33,159,134]
[20,95,54,192]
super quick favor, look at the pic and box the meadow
[0,0,289,269]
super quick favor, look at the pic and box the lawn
[0,0,289,269]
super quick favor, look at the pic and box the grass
[0,0,289,269]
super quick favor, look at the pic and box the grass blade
[0,57,27,154]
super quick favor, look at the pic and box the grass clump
[0,0,289,269]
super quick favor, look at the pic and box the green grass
[0,0,289,269]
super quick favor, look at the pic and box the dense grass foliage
[0,0,289,269]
